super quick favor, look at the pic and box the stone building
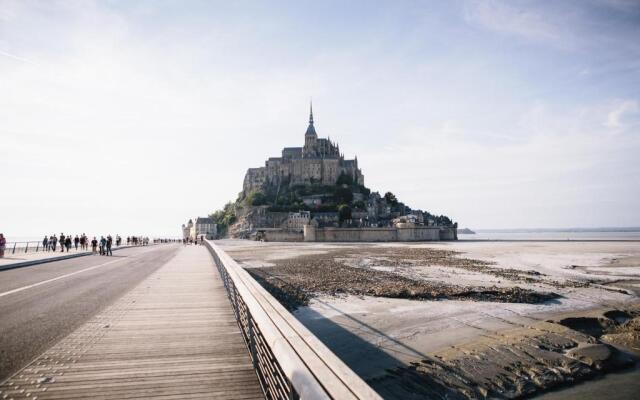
[182,219,193,239]
[182,217,217,240]
[243,104,364,195]
[286,211,311,231]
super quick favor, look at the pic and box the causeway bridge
[0,242,381,399]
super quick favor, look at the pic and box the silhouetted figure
[0,234,6,258]
[99,236,106,255]
[106,236,113,256]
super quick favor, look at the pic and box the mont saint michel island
[202,105,458,243]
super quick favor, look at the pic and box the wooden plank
[0,246,263,399]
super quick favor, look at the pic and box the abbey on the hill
[243,104,365,195]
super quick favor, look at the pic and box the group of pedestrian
[182,235,205,246]
[0,233,157,260]
[41,233,125,255]
[42,233,90,252]
[90,235,114,256]
[126,236,149,246]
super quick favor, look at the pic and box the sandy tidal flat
[218,239,640,399]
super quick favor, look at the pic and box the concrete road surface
[0,244,180,382]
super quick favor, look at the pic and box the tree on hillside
[338,204,352,222]
[334,186,353,204]
[209,202,237,235]
[245,191,267,206]
[384,191,398,206]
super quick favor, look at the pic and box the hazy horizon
[2,0,639,237]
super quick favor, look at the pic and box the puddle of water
[535,367,640,400]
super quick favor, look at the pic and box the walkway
[0,245,263,399]
[0,249,90,269]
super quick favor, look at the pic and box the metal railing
[1,241,142,256]
[215,253,294,399]
[205,240,381,400]
[2,241,58,254]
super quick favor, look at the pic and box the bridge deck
[0,245,263,399]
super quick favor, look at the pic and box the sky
[1,0,639,238]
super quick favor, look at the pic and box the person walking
[106,236,113,256]
[65,236,71,252]
[59,233,65,252]
[42,236,49,251]
[0,233,6,258]
[91,237,98,255]
[74,235,79,250]
[99,236,106,256]
[51,235,57,252]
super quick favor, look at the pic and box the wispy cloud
[0,49,37,65]
[463,0,566,45]
[605,99,639,130]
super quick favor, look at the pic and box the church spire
[305,100,317,137]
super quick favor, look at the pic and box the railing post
[232,283,240,321]
[24,242,29,253]
[248,314,257,369]
[12,243,16,254]
[36,242,40,252]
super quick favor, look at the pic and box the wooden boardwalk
[0,245,264,400]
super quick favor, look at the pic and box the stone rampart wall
[262,230,304,242]
[303,226,456,242]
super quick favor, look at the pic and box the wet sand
[218,239,640,399]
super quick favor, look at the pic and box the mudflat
[218,239,640,399]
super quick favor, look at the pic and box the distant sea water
[459,228,640,241]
